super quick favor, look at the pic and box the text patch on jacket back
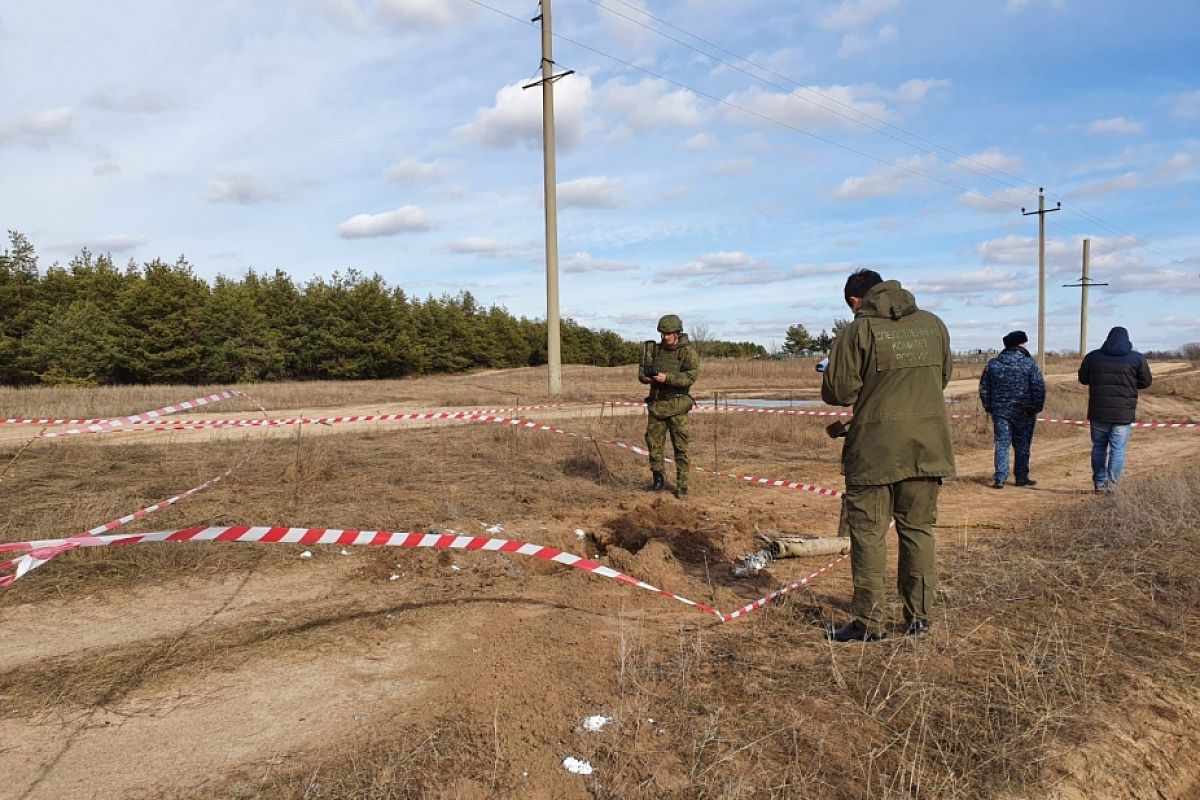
[872,322,942,371]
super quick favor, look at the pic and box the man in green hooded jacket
[640,314,699,498]
[821,269,956,642]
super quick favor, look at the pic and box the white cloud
[0,107,73,147]
[954,148,1025,175]
[86,88,180,114]
[457,76,594,150]
[383,157,447,183]
[909,268,1030,294]
[655,250,796,285]
[1087,117,1144,135]
[723,84,894,132]
[683,133,715,150]
[447,237,512,256]
[834,154,937,200]
[1069,152,1199,199]
[337,206,436,238]
[893,77,948,103]
[1165,89,1200,120]
[818,0,902,31]
[558,177,626,209]
[958,186,1039,213]
[975,235,1077,267]
[838,24,898,58]
[603,78,705,131]
[372,0,474,29]
[206,167,280,204]
[562,251,638,273]
[966,291,1031,308]
[317,0,368,29]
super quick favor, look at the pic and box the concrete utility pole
[525,0,573,397]
[1062,238,1108,356]
[1022,188,1060,371]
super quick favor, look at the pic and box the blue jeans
[1090,423,1131,488]
[992,414,1035,484]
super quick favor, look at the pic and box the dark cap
[1002,330,1028,349]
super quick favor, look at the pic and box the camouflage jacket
[979,347,1045,421]
[645,334,699,418]
[821,280,956,485]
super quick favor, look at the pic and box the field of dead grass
[1,360,1198,800]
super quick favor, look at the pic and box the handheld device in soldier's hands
[640,340,658,379]
[826,420,849,439]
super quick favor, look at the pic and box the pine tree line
[0,232,763,386]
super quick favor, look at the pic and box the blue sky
[2,0,1197,352]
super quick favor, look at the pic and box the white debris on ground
[450,565,461,571]
[574,528,587,540]
[389,574,401,581]
[484,524,504,534]
[732,548,773,577]
[562,756,594,775]
[299,551,313,559]
[339,548,351,556]
[582,715,610,732]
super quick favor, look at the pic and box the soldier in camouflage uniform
[640,314,699,498]
[978,330,1045,489]
[821,269,956,642]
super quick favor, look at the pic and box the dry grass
[174,472,1200,800]
[580,470,1200,799]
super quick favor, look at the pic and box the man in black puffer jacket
[1078,326,1152,491]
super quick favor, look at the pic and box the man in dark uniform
[979,330,1045,489]
[821,269,956,642]
[640,314,699,498]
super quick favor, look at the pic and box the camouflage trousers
[992,413,1036,484]
[844,478,940,635]
[645,412,690,488]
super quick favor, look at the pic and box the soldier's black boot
[675,486,688,498]
[827,620,886,643]
[648,472,665,492]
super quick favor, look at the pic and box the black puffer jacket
[1078,327,1152,424]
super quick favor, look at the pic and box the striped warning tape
[0,527,720,617]
[2,395,851,619]
[0,526,850,623]
[35,390,265,438]
[23,403,584,436]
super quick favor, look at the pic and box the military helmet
[656,314,683,334]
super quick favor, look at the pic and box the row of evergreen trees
[0,232,764,386]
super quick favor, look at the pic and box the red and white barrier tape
[21,403,586,436]
[0,527,721,616]
[720,554,849,621]
[35,390,265,438]
[0,525,853,623]
[4,398,851,619]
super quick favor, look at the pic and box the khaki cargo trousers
[645,412,690,488]
[843,477,940,634]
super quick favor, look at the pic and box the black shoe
[991,481,1004,489]
[649,473,665,492]
[827,620,886,643]
[1016,478,1037,487]
[675,486,688,498]
[904,619,930,637]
